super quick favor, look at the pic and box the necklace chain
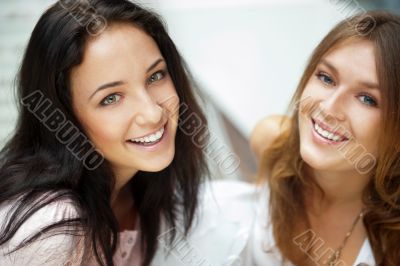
[326,210,364,266]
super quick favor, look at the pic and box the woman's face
[70,23,179,178]
[298,39,381,174]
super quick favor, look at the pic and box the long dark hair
[0,0,209,265]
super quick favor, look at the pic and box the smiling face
[298,38,382,174]
[70,23,179,180]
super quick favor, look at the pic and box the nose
[134,93,163,127]
[318,87,346,123]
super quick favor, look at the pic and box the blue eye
[100,94,121,106]
[358,94,377,107]
[316,72,336,86]
[148,70,165,84]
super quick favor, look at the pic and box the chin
[300,145,352,173]
[141,154,175,172]
[300,144,330,171]
[144,163,171,172]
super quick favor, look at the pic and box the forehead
[70,23,162,93]
[321,38,378,83]
[81,22,160,67]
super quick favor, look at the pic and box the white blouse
[0,181,376,265]
[0,180,257,266]
[0,194,85,265]
[240,185,376,266]
[151,180,257,265]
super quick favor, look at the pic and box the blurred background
[0,0,399,180]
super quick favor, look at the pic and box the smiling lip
[126,121,168,150]
[128,122,167,141]
[311,118,349,139]
[310,118,349,145]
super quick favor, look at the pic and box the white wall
[0,0,55,146]
[154,0,353,136]
[0,0,363,145]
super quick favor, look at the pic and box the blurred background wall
[0,0,398,180]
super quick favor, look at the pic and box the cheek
[79,111,125,149]
[298,84,320,120]
[151,83,180,114]
[158,82,177,99]
[352,112,381,154]
[302,80,326,101]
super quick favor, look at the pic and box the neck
[111,167,138,204]
[111,167,138,231]
[305,166,371,212]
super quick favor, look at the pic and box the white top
[240,185,376,266]
[151,180,257,265]
[0,181,376,265]
[0,180,257,266]
[0,193,85,265]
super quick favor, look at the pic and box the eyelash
[315,71,378,107]
[100,94,121,106]
[357,94,378,107]
[99,69,167,106]
[147,70,167,84]
[316,71,336,86]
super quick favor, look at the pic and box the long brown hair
[258,11,400,265]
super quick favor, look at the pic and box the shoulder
[0,192,84,265]
[250,115,290,159]
[0,192,80,238]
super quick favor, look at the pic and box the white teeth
[313,121,345,142]
[130,127,165,144]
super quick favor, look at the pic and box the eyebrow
[319,59,379,90]
[360,80,379,90]
[146,58,164,73]
[88,58,165,101]
[320,59,339,77]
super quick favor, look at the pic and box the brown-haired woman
[241,11,400,266]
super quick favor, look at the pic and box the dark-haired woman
[0,1,255,265]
